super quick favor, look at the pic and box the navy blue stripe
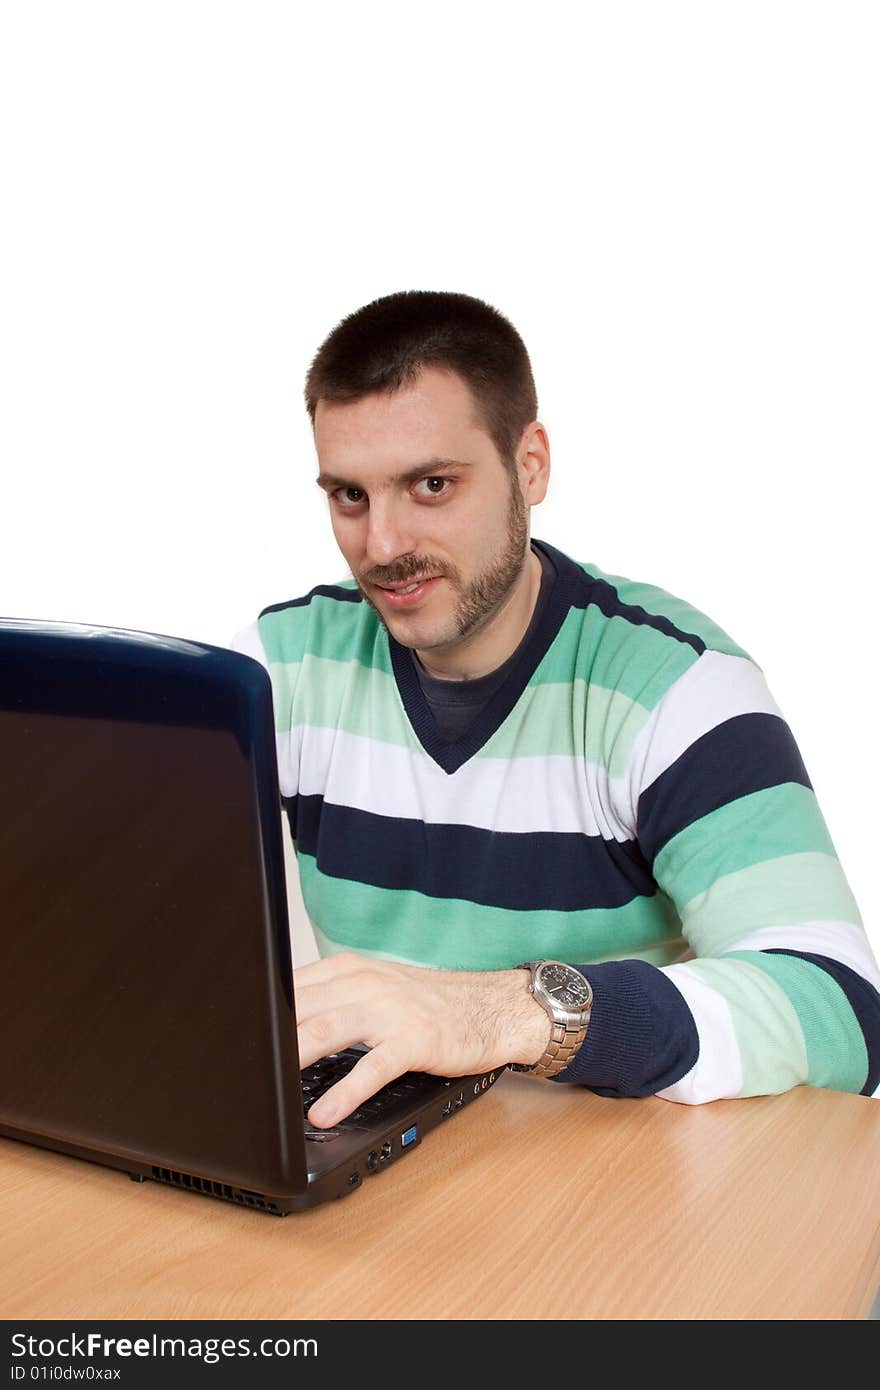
[554,959,699,1097]
[637,713,812,862]
[288,794,658,912]
[538,542,708,651]
[282,793,299,842]
[764,949,880,1096]
[259,583,363,618]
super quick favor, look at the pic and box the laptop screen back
[0,620,306,1195]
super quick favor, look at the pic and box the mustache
[361,557,454,587]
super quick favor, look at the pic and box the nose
[362,495,417,570]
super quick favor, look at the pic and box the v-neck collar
[387,538,577,774]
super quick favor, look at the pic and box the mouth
[374,576,443,610]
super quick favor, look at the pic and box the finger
[307,1043,405,1128]
[297,1002,368,1072]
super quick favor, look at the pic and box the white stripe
[655,965,744,1104]
[722,921,880,994]
[290,725,626,836]
[624,651,783,811]
[275,726,302,800]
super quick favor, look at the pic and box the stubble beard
[357,477,531,654]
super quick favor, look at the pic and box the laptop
[0,616,504,1215]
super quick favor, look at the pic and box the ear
[516,421,551,506]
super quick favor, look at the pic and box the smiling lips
[376,576,443,609]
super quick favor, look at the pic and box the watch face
[537,962,592,1010]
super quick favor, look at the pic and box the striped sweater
[235,538,880,1102]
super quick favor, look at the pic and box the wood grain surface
[2,1075,879,1320]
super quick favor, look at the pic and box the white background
[1,2,877,962]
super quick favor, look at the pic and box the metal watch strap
[523,1015,590,1078]
[511,960,592,1079]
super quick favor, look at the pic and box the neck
[415,546,542,682]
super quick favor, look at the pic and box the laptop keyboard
[301,1048,439,1139]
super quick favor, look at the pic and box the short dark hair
[304,290,538,467]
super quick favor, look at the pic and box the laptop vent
[150,1165,282,1214]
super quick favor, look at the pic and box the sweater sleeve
[557,648,880,1102]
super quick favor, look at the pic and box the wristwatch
[510,959,593,1078]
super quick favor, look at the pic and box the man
[234,289,880,1129]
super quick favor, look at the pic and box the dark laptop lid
[0,618,308,1197]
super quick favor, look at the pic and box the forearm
[457,966,553,1069]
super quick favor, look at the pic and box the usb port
[401,1125,418,1147]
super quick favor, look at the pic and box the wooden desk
[2,1075,879,1321]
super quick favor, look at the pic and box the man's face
[314,367,542,661]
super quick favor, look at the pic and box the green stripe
[676,957,808,1094]
[577,561,752,660]
[270,655,415,746]
[725,950,868,1092]
[271,652,652,772]
[478,679,650,768]
[678,851,862,957]
[314,925,689,969]
[296,854,684,970]
[258,560,752,686]
[655,784,840,905]
[535,607,699,709]
[259,588,388,670]
[264,590,707,726]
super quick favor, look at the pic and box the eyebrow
[315,457,474,492]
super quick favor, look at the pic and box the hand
[293,952,550,1127]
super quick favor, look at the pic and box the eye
[413,476,453,500]
[331,486,367,510]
